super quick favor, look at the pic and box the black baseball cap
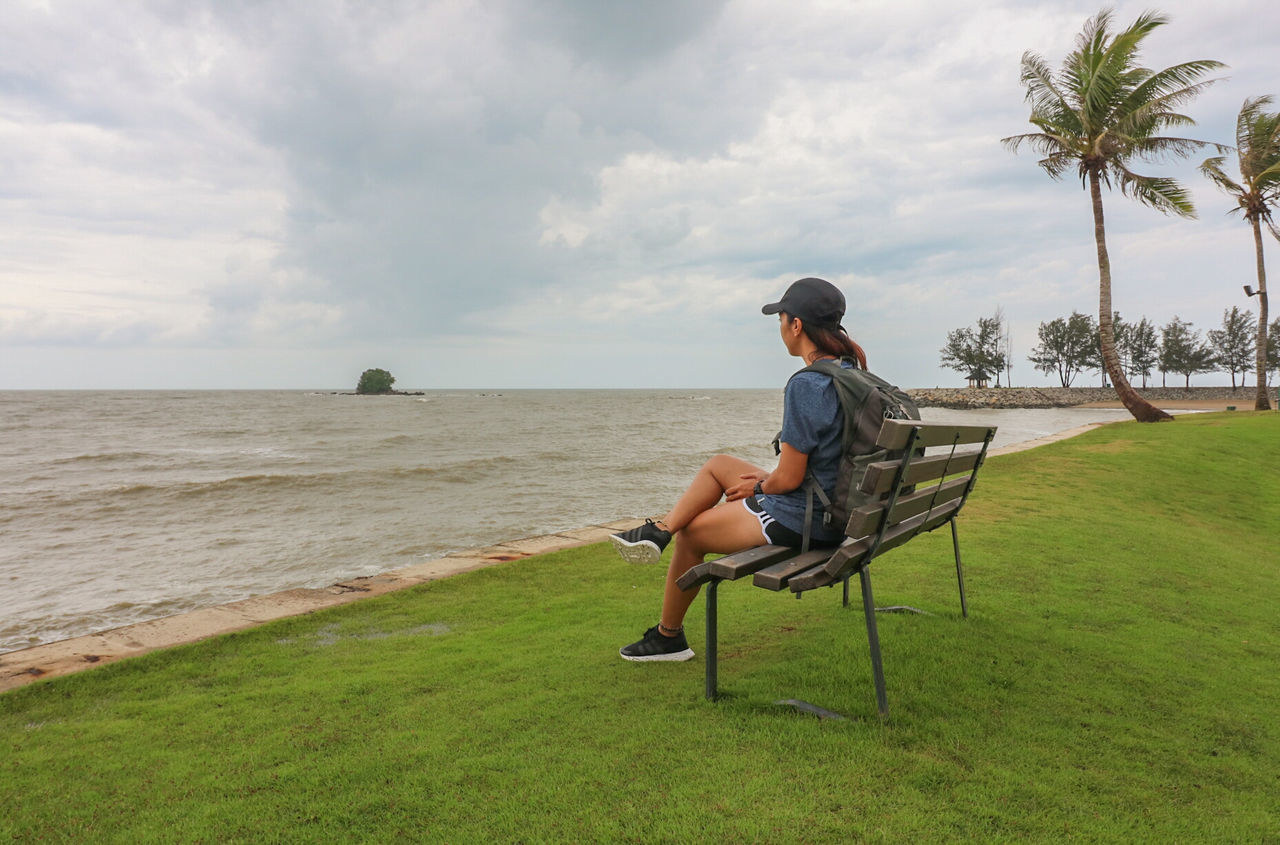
[761,277,845,330]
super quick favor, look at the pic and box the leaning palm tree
[1201,96,1280,410]
[1003,10,1225,422]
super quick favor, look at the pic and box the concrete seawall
[909,386,1276,410]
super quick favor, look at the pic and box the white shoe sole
[619,648,695,662]
[609,535,662,565]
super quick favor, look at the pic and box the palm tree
[1003,10,1225,422]
[1201,96,1280,410]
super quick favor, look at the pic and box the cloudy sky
[3,0,1277,390]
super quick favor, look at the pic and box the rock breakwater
[907,386,1271,409]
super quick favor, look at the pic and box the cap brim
[761,301,784,315]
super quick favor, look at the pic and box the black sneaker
[609,519,672,564]
[620,626,694,662]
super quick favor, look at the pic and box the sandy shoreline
[0,406,1257,693]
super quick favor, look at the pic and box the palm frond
[1123,134,1224,164]
[1002,133,1082,182]
[1200,156,1244,196]
[1018,52,1070,112]
[1122,60,1226,115]
[1114,80,1224,142]
[1001,132,1049,154]
[1256,161,1280,195]
[1114,165,1196,217]
[1237,96,1280,187]
[1237,95,1276,145]
[1077,28,1129,131]
[1074,9,1115,59]
[1040,150,1077,180]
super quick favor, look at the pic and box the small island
[351,368,423,396]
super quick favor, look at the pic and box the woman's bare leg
[659,500,767,632]
[660,454,764,534]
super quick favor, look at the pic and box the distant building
[966,369,990,388]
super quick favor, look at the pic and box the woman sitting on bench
[610,277,863,661]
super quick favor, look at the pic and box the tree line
[941,309,1280,389]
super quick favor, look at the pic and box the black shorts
[742,496,839,548]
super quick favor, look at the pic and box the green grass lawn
[3,412,1279,843]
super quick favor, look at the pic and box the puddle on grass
[276,623,451,647]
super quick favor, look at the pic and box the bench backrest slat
[859,451,982,496]
[875,419,996,450]
[845,475,971,538]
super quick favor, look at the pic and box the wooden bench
[675,419,998,718]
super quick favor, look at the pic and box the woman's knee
[699,454,735,474]
[700,454,757,485]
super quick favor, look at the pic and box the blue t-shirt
[759,362,849,541]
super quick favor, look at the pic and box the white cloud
[2,0,1277,388]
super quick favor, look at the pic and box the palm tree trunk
[1089,169,1173,422]
[1251,216,1271,410]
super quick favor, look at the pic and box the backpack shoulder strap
[795,358,875,450]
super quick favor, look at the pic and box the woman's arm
[723,442,809,501]
[764,442,808,493]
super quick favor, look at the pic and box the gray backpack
[776,358,921,550]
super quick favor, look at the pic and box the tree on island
[1200,95,1280,409]
[1003,9,1224,422]
[356,368,396,394]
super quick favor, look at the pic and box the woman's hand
[724,471,767,502]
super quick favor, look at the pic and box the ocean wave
[51,451,155,465]
[0,598,204,654]
[236,447,305,460]
[97,452,558,501]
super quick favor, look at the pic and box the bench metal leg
[842,575,850,607]
[705,579,719,700]
[951,517,968,618]
[859,567,889,718]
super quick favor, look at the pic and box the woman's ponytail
[807,324,867,369]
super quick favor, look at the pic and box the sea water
[0,390,1130,653]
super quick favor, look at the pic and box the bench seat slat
[876,420,997,450]
[751,547,846,591]
[675,544,797,591]
[709,544,798,580]
[859,452,981,496]
[675,561,716,591]
[845,476,971,537]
